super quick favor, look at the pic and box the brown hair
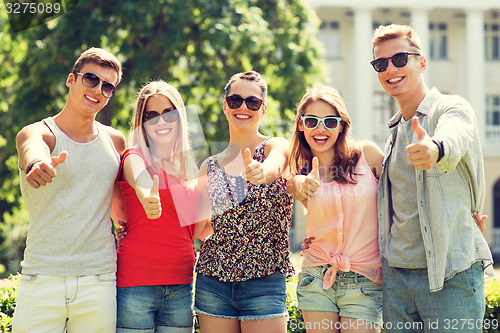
[72,47,122,85]
[371,24,423,56]
[224,71,267,103]
[289,85,360,184]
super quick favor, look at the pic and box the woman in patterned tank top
[194,71,294,333]
[287,86,384,332]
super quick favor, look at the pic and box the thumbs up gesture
[26,151,68,188]
[141,174,162,219]
[298,157,321,199]
[406,117,439,170]
[241,148,266,185]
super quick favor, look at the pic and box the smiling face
[143,94,179,147]
[66,63,119,115]
[223,79,266,129]
[299,100,343,157]
[373,37,426,100]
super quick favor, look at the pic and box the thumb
[310,156,320,180]
[244,148,253,167]
[150,175,159,196]
[51,151,68,167]
[411,117,427,142]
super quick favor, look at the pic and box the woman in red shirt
[116,80,204,333]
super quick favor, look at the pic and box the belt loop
[354,273,359,285]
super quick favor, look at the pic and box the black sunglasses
[370,52,420,73]
[301,115,342,130]
[74,72,116,98]
[226,94,263,111]
[143,110,179,125]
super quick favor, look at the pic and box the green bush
[1,275,498,333]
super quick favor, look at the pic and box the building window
[495,179,500,229]
[429,23,448,59]
[318,21,341,59]
[486,95,500,143]
[372,92,398,145]
[485,23,500,61]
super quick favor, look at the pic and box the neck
[54,107,98,142]
[228,126,265,152]
[397,84,429,121]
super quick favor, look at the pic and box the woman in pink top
[287,86,384,332]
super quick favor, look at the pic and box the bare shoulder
[16,120,55,147]
[103,125,126,155]
[359,140,384,177]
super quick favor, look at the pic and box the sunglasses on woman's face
[143,109,179,125]
[226,94,263,111]
[74,72,116,98]
[370,52,420,73]
[301,115,342,130]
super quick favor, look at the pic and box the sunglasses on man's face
[301,115,342,130]
[370,52,420,73]
[226,94,263,111]
[143,109,179,125]
[74,72,116,98]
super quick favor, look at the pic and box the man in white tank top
[13,48,127,333]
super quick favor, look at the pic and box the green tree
[0,0,324,276]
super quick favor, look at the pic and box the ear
[419,55,427,73]
[260,104,267,118]
[66,73,75,89]
[298,117,305,132]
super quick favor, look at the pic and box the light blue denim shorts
[117,284,194,333]
[297,265,383,325]
[194,272,287,321]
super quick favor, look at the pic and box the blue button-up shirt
[378,87,494,292]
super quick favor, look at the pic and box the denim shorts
[194,272,287,321]
[382,259,485,333]
[117,284,194,333]
[297,265,383,326]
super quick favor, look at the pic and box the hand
[141,175,162,219]
[26,151,68,188]
[242,148,266,185]
[114,220,127,243]
[406,117,439,170]
[301,237,315,251]
[472,212,487,233]
[298,157,321,199]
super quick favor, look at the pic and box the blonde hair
[289,85,360,184]
[132,80,197,183]
[372,24,423,56]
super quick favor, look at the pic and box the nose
[385,59,398,72]
[91,81,103,96]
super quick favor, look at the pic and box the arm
[106,126,128,223]
[285,156,320,207]
[194,160,213,240]
[16,122,66,188]
[243,137,290,185]
[361,140,384,179]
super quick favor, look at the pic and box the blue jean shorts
[194,272,287,321]
[116,284,194,333]
[297,265,383,326]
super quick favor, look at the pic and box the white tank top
[19,117,120,275]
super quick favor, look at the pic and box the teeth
[86,95,98,102]
[388,77,402,83]
[314,136,328,140]
[235,114,250,119]
[156,128,171,134]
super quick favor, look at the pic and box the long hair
[131,80,197,183]
[289,85,360,184]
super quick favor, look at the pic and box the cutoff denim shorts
[297,265,383,325]
[116,283,194,333]
[194,272,287,321]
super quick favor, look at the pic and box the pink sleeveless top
[301,152,382,289]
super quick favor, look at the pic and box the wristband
[25,160,42,174]
[432,140,444,163]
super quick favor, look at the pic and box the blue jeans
[194,272,287,320]
[116,284,194,333]
[382,259,485,332]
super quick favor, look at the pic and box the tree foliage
[0,0,324,276]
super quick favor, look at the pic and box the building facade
[292,0,500,257]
